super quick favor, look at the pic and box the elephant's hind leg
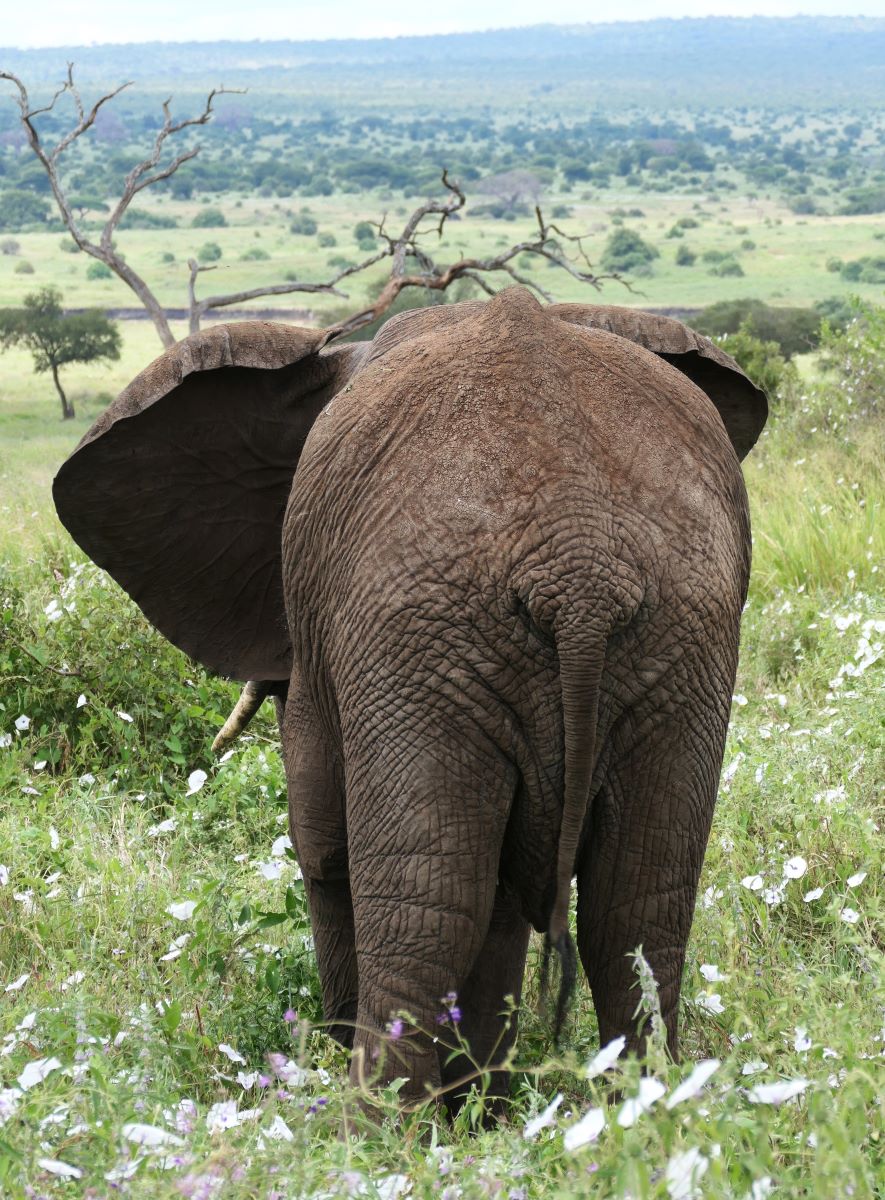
[438,882,530,1117]
[344,724,517,1108]
[281,682,357,1048]
[575,668,732,1060]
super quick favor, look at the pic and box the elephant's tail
[544,630,606,1040]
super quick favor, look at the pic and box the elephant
[53,286,766,1109]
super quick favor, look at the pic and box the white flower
[147,817,178,836]
[695,992,725,1015]
[0,865,9,887]
[741,874,764,892]
[846,871,867,888]
[0,733,11,748]
[793,1027,811,1053]
[721,753,745,786]
[0,1089,21,1126]
[747,1078,809,1105]
[803,887,823,902]
[159,933,191,962]
[523,1092,563,1139]
[747,1178,774,1200]
[186,769,207,795]
[18,1056,62,1091]
[79,772,96,786]
[257,859,285,881]
[121,1122,184,1147]
[585,1035,625,1079]
[762,885,785,907]
[14,715,30,731]
[700,964,727,982]
[166,900,197,921]
[38,1159,82,1179]
[34,760,47,771]
[783,856,807,879]
[617,1076,666,1127]
[666,1059,720,1109]
[49,826,60,850]
[76,694,87,708]
[741,1060,768,1076]
[563,1105,606,1150]
[237,1070,259,1090]
[116,711,133,723]
[840,907,860,925]
[376,1176,411,1200]
[218,1043,246,1065]
[206,1099,242,1133]
[732,693,748,707]
[666,1147,709,1199]
[702,886,724,909]
[5,973,29,993]
[271,834,293,857]
[263,1114,294,1142]
[61,970,85,991]
[44,599,63,622]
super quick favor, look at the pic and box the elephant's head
[53,295,766,684]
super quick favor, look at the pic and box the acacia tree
[0,286,121,419]
[0,66,623,346]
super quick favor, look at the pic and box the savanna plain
[0,19,883,1198]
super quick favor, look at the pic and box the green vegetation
[190,207,227,229]
[0,293,881,1196]
[0,286,120,419]
[600,227,659,274]
[692,299,823,358]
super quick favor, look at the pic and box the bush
[693,298,822,358]
[675,244,696,266]
[59,239,80,253]
[0,238,21,256]
[317,232,336,248]
[120,208,178,230]
[817,299,885,415]
[839,185,885,215]
[600,227,659,273]
[86,262,112,280]
[740,238,756,251]
[161,251,176,264]
[198,242,223,263]
[240,246,270,261]
[290,213,318,236]
[14,261,34,275]
[550,204,573,219]
[714,320,795,398]
[839,256,885,285]
[708,257,744,277]
[191,207,227,228]
[352,220,376,244]
[813,295,855,332]
[0,189,50,231]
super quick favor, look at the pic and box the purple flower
[449,1006,462,1024]
[388,1018,404,1040]
[283,1008,297,1024]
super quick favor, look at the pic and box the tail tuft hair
[540,928,577,1044]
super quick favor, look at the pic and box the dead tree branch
[0,65,240,348]
[326,173,628,339]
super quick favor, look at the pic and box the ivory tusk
[211,680,273,753]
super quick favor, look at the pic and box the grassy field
[0,287,883,1195]
[1,187,883,323]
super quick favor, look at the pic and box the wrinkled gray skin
[279,288,750,1105]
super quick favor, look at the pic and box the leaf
[254,911,288,930]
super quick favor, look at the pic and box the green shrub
[120,208,178,230]
[191,207,227,228]
[839,256,885,285]
[240,246,270,261]
[714,320,795,397]
[0,237,21,256]
[693,298,821,358]
[13,260,34,275]
[675,244,696,266]
[0,188,50,230]
[600,227,659,273]
[59,239,79,253]
[708,257,744,277]
[290,212,318,236]
[161,251,176,263]
[740,238,756,251]
[86,262,112,280]
[317,231,337,247]
[198,242,223,263]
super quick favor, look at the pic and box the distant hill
[1,17,884,109]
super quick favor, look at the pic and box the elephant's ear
[53,322,367,681]
[549,304,768,459]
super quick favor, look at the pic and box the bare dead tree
[325,173,627,339]
[2,67,623,350]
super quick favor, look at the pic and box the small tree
[0,286,121,419]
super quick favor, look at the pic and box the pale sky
[3,1,884,49]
